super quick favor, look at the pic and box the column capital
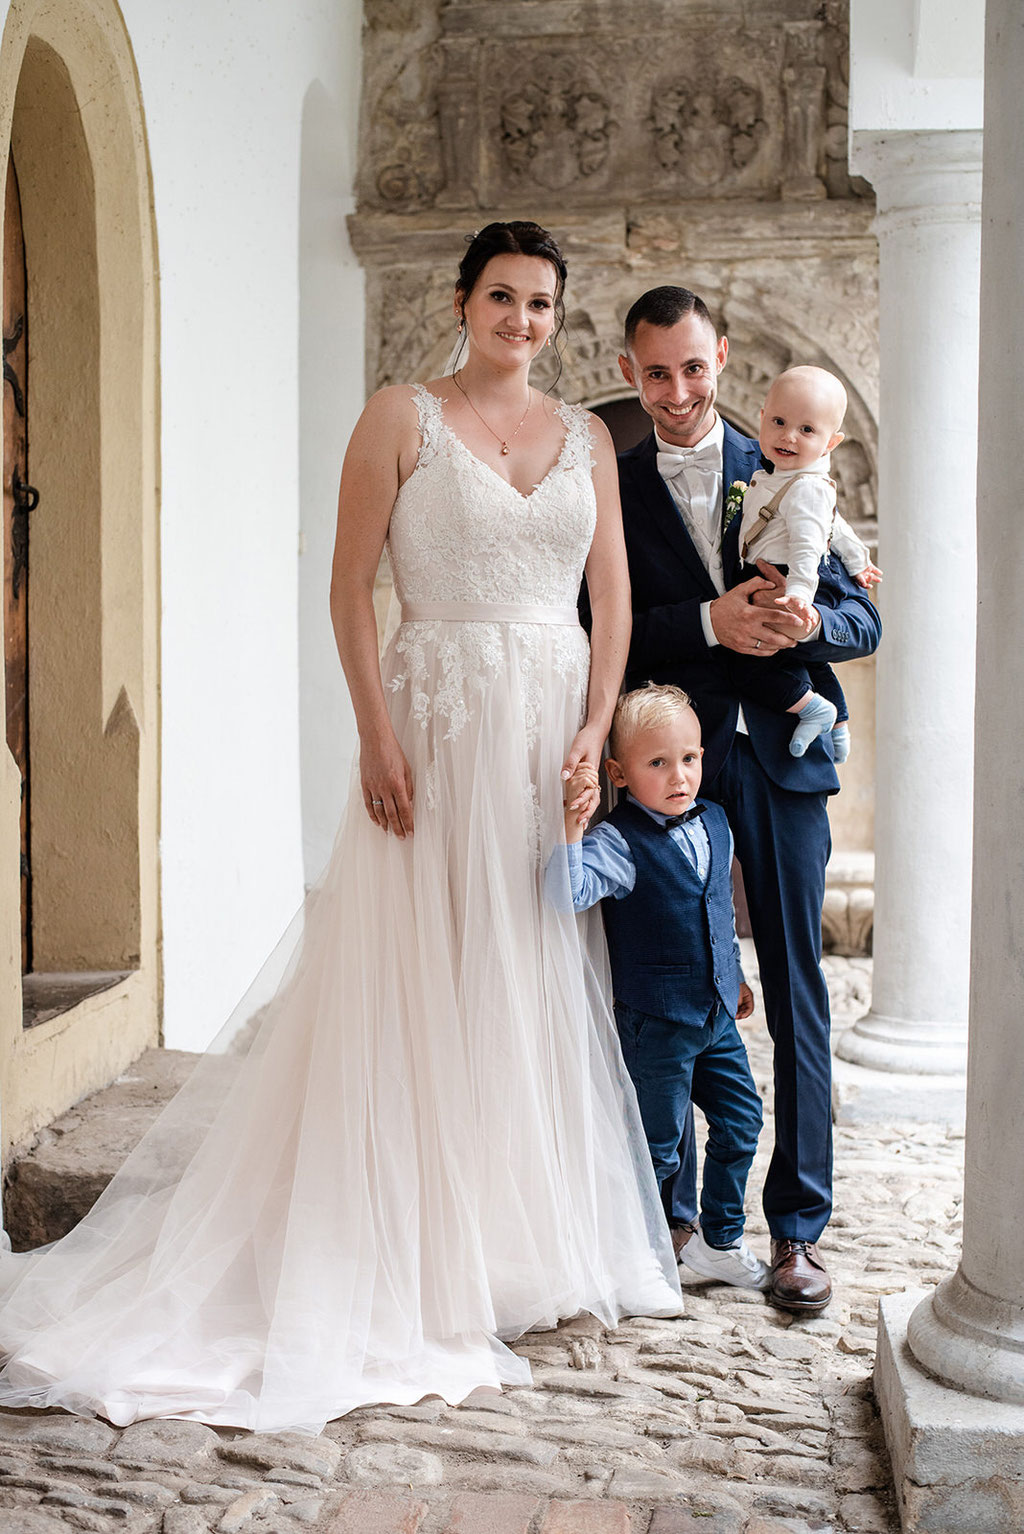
[850,128,983,226]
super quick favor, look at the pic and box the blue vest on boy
[602,798,739,1026]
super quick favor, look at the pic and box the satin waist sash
[400,600,580,626]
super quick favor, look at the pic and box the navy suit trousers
[615,999,762,1249]
[665,734,834,1243]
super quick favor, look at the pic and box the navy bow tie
[663,802,705,830]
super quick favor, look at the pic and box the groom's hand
[709,576,799,655]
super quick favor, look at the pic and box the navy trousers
[615,999,763,1248]
[664,733,833,1242]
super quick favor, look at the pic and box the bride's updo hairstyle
[452,220,568,381]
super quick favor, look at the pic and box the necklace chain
[452,371,531,456]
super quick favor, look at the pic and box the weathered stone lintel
[438,0,829,40]
[347,208,629,266]
[875,1289,1024,1533]
[348,199,876,268]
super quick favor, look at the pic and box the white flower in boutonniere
[723,480,747,531]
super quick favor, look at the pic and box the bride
[0,220,681,1435]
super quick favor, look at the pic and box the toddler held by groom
[561,683,769,1290]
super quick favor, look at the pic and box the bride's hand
[361,730,415,838]
[561,721,607,783]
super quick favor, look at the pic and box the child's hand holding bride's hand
[563,763,601,832]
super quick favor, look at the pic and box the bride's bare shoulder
[361,383,421,422]
[349,386,428,458]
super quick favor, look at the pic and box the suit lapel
[624,434,718,598]
[721,423,762,586]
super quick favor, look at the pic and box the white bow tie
[657,443,721,480]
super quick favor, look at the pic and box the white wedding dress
[0,386,680,1434]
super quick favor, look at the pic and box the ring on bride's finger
[371,798,384,806]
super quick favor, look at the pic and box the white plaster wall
[297,42,365,884]
[850,0,984,133]
[121,0,364,1049]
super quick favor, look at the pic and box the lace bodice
[387,385,597,608]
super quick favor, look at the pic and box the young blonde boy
[562,684,768,1290]
[730,365,882,762]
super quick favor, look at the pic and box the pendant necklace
[453,370,531,456]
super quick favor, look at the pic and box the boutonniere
[723,480,747,531]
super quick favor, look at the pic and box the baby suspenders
[740,471,837,562]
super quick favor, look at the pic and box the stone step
[2,1047,198,1250]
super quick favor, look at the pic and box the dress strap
[555,399,597,477]
[410,382,446,467]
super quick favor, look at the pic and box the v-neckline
[434,394,573,502]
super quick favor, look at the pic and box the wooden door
[4,152,37,972]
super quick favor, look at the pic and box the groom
[614,286,881,1312]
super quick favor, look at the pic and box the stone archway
[0,0,160,1158]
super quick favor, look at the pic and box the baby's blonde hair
[608,682,695,760]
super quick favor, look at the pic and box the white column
[873,12,1024,1527]
[835,129,981,1099]
[905,0,1024,1409]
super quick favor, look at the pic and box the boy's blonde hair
[608,682,695,760]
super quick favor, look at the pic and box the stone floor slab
[831,1056,966,1129]
[326,1489,428,1532]
[442,1490,543,1532]
[540,1502,630,1533]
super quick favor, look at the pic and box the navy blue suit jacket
[617,422,882,793]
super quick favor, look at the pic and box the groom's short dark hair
[623,287,716,350]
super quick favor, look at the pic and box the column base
[834,1012,967,1075]
[831,1053,965,1126]
[875,1289,1024,1532]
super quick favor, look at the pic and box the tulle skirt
[0,617,680,1433]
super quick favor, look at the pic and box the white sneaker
[679,1227,770,1290]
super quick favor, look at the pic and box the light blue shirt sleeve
[567,823,637,911]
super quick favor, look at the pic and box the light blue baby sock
[831,722,851,763]
[789,693,838,757]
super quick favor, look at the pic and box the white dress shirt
[654,417,731,657]
[654,415,726,600]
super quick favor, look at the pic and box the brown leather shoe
[768,1239,832,1313]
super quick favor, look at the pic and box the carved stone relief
[648,71,771,190]
[498,56,616,192]
[359,0,866,215]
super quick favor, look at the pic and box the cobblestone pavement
[0,951,965,1534]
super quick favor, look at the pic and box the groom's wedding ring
[754,639,763,649]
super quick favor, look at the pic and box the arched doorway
[0,0,160,1160]
[3,151,32,974]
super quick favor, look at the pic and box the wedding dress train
[0,386,681,1433]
